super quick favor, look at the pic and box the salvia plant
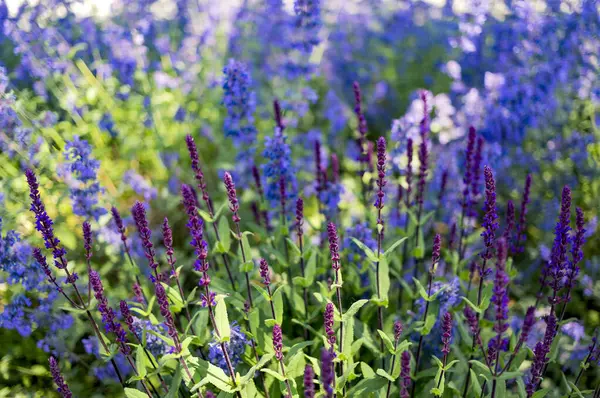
[0,1,599,398]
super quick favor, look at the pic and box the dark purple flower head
[111,206,127,243]
[462,127,476,209]
[324,302,336,345]
[26,169,67,269]
[304,365,315,398]
[516,174,532,252]
[155,281,180,352]
[185,134,210,204]
[464,306,480,345]
[182,185,210,281]
[132,201,158,271]
[133,283,144,303]
[327,222,340,271]
[279,176,286,215]
[504,200,516,250]
[162,217,175,266]
[519,307,536,345]
[49,356,72,398]
[83,221,92,261]
[471,136,484,203]
[120,300,134,332]
[405,138,414,207]
[400,351,411,398]
[416,93,429,208]
[206,392,216,398]
[331,154,340,183]
[33,248,57,286]
[441,312,453,356]
[492,238,509,336]
[430,234,441,273]
[273,99,284,131]
[259,258,270,285]
[224,172,241,223]
[296,197,304,236]
[320,348,334,398]
[273,324,283,361]
[394,320,403,341]
[481,166,499,259]
[252,165,263,197]
[564,208,586,299]
[527,314,557,397]
[353,81,367,145]
[374,136,387,211]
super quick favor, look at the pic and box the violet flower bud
[133,283,144,303]
[185,134,210,204]
[259,258,271,285]
[296,197,304,236]
[430,233,441,273]
[416,92,429,208]
[526,315,557,397]
[471,136,484,202]
[119,300,134,333]
[353,81,367,145]
[206,392,216,398]
[315,140,323,192]
[491,239,509,336]
[518,307,536,345]
[516,174,532,252]
[273,324,284,361]
[504,200,515,250]
[162,217,175,266]
[279,176,286,215]
[464,306,481,345]
[374,136,387,212]
[274,99,284,131]
[224,172,241,223]
[83,221,92,261]
[155,281,180,351]
[481,166,499,260]
[400,351,411,398]
[320,348,334,398]
[327,222,340,271]
[26,169,68,269]
[405,138,413,208]
[441,312,453,356]
[132,201,158,271]
[49,356,72,398]
[33,248,57,287]
[394,320,403,342]
[304,365,315,398]
[182,184,209,275]
[111,206,127,243]
[324,302,336,345]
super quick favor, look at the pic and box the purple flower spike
[279,176,287,215]
[49,356,72,398]
[464,306,481,345]
[324,302,336,346]
[481,166,499,260]
[416,93,429,208]
[185,134,210,204]
[274,99,284,131]
[491,239,509,340]
[181,184,209,279]
[155,281,180,351]
[327,222,340,271]
[252,165,263,197]
[471,136,484,204]
[320,348,334,398]
[162,217,176,266]
[519,307,536,346]
[133,283,144,303]
[431,234,441,272]
[83,221,92,261]
[119,300,134,333]
[405,138,413,207]
[400,351,411,398]
[374,136,387,212]
[394,320,403,341]
[304,365,315,398]
[462,127,476,210]
[206,392,216,398]
[259,258,270,285]
[504,200,516,251]
[441,312,453,356]
[132,201,158,271]
[224,172,241,223]
[273,324,283,361]
[516,174,532,252]
[111,206,127,243]
[26,169,68,269]
[315,140,323,192]
[296,197,304,236]
[564,208,586,299]
[527,315,557,397]
[331,153,340,183]
[353,81,367,147]
[33,248,57,287]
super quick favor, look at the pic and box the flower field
[0,1,599,397]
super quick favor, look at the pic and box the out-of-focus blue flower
[208,322,248,374]
[124,170,158,201]
[283,0,322,80]
[82,336,132,381]
[262,128,298,214]
[99,113,118,138]
[63,137,106,220]
[344,222,376,288]
[130,317,169,357]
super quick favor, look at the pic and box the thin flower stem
[298,233,309,340]
[165,250,196,336]
[202,197,237,291]
[131,331,169,393]
[385,337,399,398]
[567,340,596,398]
[234,222,254,307]
[85,310,125,385]
[412,270,434,375]
[278,359,294,398]
[122,240,148,304]
[125,354,156,398]
[179,357,204,398]
[335,269,345,395]
[375,205,386,369]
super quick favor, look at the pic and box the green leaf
[240,235,252,263]
[165,364,183,398]
[395,340,412,355]
[343,299,368,321]
[214,297,231,342]
[415,313,436,336]
[382,237,408,259]
[241,354,274,385]
[379,258,390,302]
[198,208,215,223]
[285,238,302,256]
[350,238,379,262]
[273,287,283,325]
[469,360,492,380]
[376,330,395,354]
[360,362,376,379]
[288,342,314,359]
[218,217,231,252]
[531,388,551,398]
[304,250,317,284]
[124,388,150,398]
[376,369,395,382]
[495,379,506,397]
[239,261,254,273]
[161,282,184,308]
[261,368,287,382]
[413,278,430,301]
[461,296,484,314]
[343,316,355,361]
[136,345,147,379]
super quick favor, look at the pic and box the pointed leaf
[215,297,231,342]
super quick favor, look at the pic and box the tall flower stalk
[374,136,388,366]
[457,127,476,259]
[186,134,236,290]
[385,321,403,398]
[327,222,344,387]
[296,197,310,338]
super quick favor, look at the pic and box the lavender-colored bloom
[133,283,144,304]
[327,222,340,271]
[124,170,157,201]
[208,322,248,373]
[259,258,270,285]
[400,351,411,398]
[464,306,481,345]
[119,300,134,333]
[155,281,180,352]
[480,166,499,261]
[162,217,175,266]
[441,312,453,356]
[394,320,403,342]
[273,99,284,131]
[324,302,336,346]
[185,134,211,205]
[374,137,387,212]
[83,222,92,262]
[262,128,297,213]
[296,197,304,236]
[206,392,216,398]
[224,172,241,224]
[491,239,509,353]
[49,356,72,398]
[504,200,515,250]
[462,127,476,213]
[470,137,484,210]
[431,234,441,272]
[516,174,532,252]
[448,223,457,251]
[26,169,68,269]
[273,324,283,361]
[63,137,106,220]
[564,208,586,299]
[353,81,367,153]
[304,364,315,398]
[527,315,558,397]
[320,348,334,398]
[416,91,429,208]
[181,184,209,281]
[111,207,127,244]
[405,138,414,207]
[132,201,158,272]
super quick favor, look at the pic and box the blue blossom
[344,222,376,288]
[63,137,106,220]
[208,322,248,374]
[262,128,298,213]
[124,170,158,201]
[82,336,132,381]
[131,317,169,357]
[283,0,322,80]
[99,113,118,138]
